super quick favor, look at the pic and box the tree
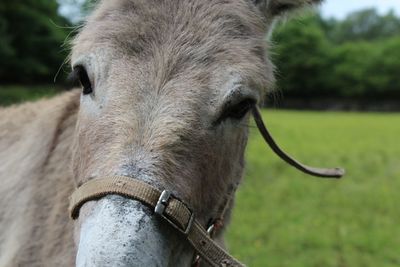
[365,37,400,98]
[328,9,400,43]
[0,1,70,84]
[330,41,376,97]
[271,9,400,99]
[272,14,334,97]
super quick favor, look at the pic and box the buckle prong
[154,190,171,215]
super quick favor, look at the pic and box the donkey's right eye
[74,66,93,95]
[214,98,256,125]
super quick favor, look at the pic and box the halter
[69,107,345,267]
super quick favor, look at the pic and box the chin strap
[69,107,344,267]
[252,107,345,178]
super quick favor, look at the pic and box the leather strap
[252,107,345,178]
[69,176,245,267]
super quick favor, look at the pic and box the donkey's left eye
[74,66,93,95]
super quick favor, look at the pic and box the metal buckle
[154,190,171,215]
[154,190,194,235]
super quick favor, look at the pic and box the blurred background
[0,1,399,266]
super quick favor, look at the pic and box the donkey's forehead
[72,0,274,90]
[74,0,266,48]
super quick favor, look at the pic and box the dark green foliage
[0,1,70,84]
[367,37,400,97]
[272,9,400,99]
[273,15,332,97]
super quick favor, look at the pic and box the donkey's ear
[252,0,323,19]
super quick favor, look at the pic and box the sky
[320,0,400,18]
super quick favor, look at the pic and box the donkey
[0,0,332,266]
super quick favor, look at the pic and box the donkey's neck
[0,90,80,266]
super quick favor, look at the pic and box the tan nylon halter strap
[69,176,245,267]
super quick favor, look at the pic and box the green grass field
[227,110,400,267]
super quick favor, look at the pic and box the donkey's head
[70,0,321,266]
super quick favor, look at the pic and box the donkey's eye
[74,66,93,95]
[219,98,256,122]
